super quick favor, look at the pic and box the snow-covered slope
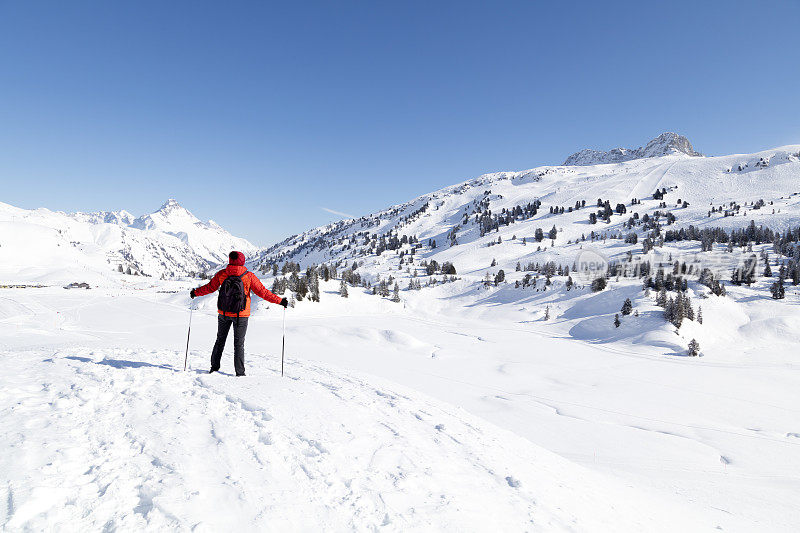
[0,199,256,283]
[257,137,798,274]
[563,132,703,166]
[253,136,800,359]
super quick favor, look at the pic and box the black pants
[210,315,249,375]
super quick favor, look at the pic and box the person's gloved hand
[190,288,197,299]
[279,297,288,308]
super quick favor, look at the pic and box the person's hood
[225,264,247,275]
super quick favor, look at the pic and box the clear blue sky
[1,1,798,245]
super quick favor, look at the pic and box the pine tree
[391,283,401,303]
[697,306,703,324]
[378,280,390,297]
[339,279,349,298]
[672,294,685,329]
[288,271,300,292]
[656,288,667,307]
[614,314,621,328]
[621,298,632,316]
[544,306,550,321]
[664,297,674,324]
[771,276,785,300]
[591,277,606,292]
[296,278,308,301]
[688,339,700,356]
[307,268,321,302]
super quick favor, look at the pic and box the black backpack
[218,273,247,316]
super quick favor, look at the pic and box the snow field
[3,285,799,529]
[0,345,708,532]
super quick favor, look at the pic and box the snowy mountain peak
[563,132,702,166]
[159,198,182,211]
[69,209,136,226]
[640,132,702,158]
[13,198,260,279]
[155,198,198,220]
[115,209,135,224]
[132,199,200,231]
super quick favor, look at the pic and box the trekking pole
[184,303,194,371]
[281,306,286,377]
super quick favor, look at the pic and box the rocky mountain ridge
[563,132,703,166]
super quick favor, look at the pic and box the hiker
[190,251,287,376]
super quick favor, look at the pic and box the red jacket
[195,265,282,317]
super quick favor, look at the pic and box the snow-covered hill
[256,135,799,278]
[563,132,703,165]
[253,135,800,358]
[0,199,257,283]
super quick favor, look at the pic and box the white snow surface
[1,281,798,531]
[3,137,800,530]
[0,345,692,532]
